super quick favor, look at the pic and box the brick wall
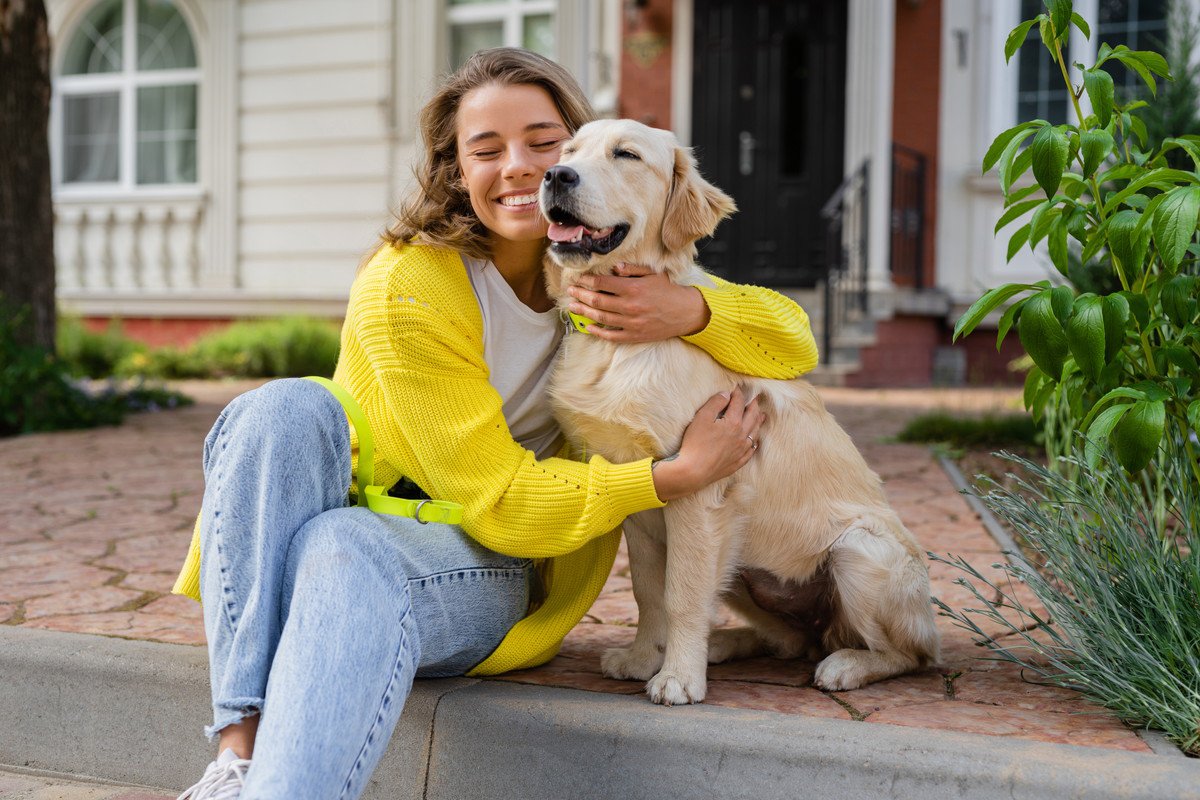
[618,0,674,127]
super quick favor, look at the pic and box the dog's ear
[662,146,737,252]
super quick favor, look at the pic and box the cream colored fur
[543,119,939,704]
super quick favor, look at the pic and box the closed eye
[613,148,641,160]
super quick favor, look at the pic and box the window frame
[52,0,202,199]
[445,0,558,69]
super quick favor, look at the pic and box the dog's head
[539,119,736,289]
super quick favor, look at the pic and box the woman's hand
[652,386,764,502]
[566,263,711,342]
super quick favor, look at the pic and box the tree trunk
[0,0,55,352]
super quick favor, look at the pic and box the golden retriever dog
[540,119,939,705]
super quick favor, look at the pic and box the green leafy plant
[932,445,1200,755]
[953,0,1199,489]
[897,412,1040,449]
[114,316,341,379]
[0,304,190,437]
[56,315,147,377]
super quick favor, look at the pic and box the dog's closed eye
[613,148,641,160]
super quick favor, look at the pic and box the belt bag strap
[303,376,464,526]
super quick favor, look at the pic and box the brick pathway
[0,768,173,799]
[0,382,1154,753]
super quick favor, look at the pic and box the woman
[172,47,818,800]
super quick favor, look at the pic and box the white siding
[238,0,395,297]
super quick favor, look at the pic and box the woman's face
[456,83,570,246]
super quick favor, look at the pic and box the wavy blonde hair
[380,48,596,261]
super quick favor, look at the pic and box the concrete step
[3,626,1197,800]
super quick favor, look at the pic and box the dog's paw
[601,646,663,681]
[813,649,870,691]
[707,627,767,663]
[646,669,706,705]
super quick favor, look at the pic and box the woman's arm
[565,264,819,379]
[348,262,761,559]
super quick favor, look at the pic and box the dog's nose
[543,165,579,189]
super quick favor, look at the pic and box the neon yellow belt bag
[304,376,463,525]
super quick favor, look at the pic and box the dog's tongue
[548,222,585,242]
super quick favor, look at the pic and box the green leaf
[1164,345,1198,376]
[997,298,1025,350]
[1081,385,1149,428]
[1161,275,1199,328]
[1188,399,1200,432]
[1050,284,1074,323]
[1108,209,1152,275]
[1029,200,1060,248]
[983,121,1043,173]
[1079,129,1114,179]
[1008,223,1032,262]
[995,199,1044,234]
[1081,216,1114,264]
[1005,19,1039,63]
[1101,293,1129,361]
[1008,147,1036,191]
[1047,0,1071,40]
[1084,68,1115,128]
[1129,115,1148,148]
[1084,402,1132,469]
[1031,125,1069,198]
[1128,49,1171,78]
[1048,217,1069,276]
[1160,138,1200,171]
[1070,11,1090,39]
[1133,192,1168,241]
[1065,295,1106,380]
[1005,184,1044,206]
[1112,399,1165,471]
[1111,50,1158,96]
[1102,168,1200,215]
[1019,290,1070,380]
[953,283,1035,341]
[1151,186,1200,271]
[1023,364,1047,410]
[1097,162,1141,184]
[1119,290,1150,329]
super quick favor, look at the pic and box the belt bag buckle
[304,376,464,526]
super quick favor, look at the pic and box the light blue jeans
[198,378,534,800]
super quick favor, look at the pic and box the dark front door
[691,0,847,287]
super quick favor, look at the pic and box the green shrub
[897,412,1040,449]
[56,315,146,378]
[115,316,340,379]
[0,305,191,437]
[933,444,1200,755]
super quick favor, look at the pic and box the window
[1015,0,1072,125]
[57,0,199,189]
[447,0,556,70]
[1097,0,1168,99]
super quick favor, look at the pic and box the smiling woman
[170,47,818,800]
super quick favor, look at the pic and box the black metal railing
[890,143,927,288]
[819,159,870,360]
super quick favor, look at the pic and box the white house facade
[47,0,622,321]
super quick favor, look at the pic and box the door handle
[738,131,756,176]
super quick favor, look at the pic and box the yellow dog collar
[304,376,464,525]
[566,309,597,335]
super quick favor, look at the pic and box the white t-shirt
[463,255,566,459]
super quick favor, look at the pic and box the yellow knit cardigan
[172,243,819,675]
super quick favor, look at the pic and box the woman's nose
[501,146,537,179]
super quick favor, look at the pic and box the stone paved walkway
[0,381,1155,754]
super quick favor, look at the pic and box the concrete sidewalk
[2,380,1197,798]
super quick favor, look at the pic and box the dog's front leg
[646,491,730,705]
[601,509,668,680]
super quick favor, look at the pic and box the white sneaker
[176,748,251,800]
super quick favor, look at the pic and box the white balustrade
[53,197,207,292]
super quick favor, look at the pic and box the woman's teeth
[499,194,537,207]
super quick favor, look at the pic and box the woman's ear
[661,146,737,252]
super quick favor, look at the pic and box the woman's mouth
[497,192,538,209]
